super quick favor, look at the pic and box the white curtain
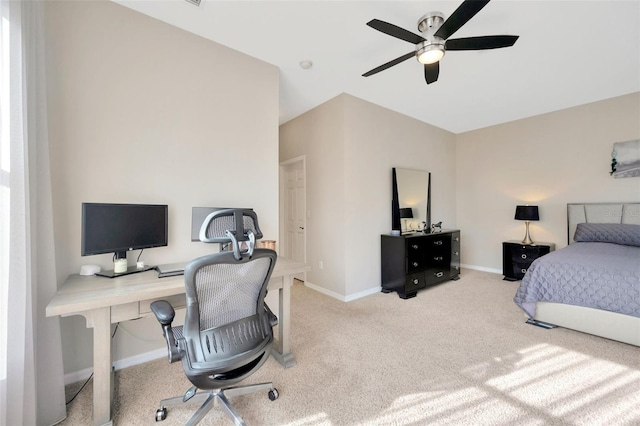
[0,1,66,425]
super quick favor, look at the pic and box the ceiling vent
[184,0,201,6]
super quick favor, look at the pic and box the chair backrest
[183,251,277,365]
[182,209,277,369]
[199,209,263,260]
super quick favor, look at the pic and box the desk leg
[271,274,296,368]
[84,307,113,426]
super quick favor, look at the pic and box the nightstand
[502,241,555,281]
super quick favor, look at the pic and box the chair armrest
[151,300,175,325]
[150,300,182,363]
[264,303,278,327]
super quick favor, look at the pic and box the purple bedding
[513,242,640,318]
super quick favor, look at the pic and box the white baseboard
[345,286,381,302]
[303,281,380,302]
[302,268,503,304]
[303,281,346,301]
[461,264,502,274]
[64,348,167,385]
[64,367,94,386]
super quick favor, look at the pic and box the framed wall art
[610,139,640,178]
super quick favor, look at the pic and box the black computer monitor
[81,203,168,276]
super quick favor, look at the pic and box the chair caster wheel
[268,388,279,401]
[155,406,167,421]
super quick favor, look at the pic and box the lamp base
[521,221,534,245]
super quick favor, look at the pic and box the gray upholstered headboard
[567,202,640,244]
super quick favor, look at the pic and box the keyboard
[156,262,187,278]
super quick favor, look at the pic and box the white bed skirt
[534,302,640,347]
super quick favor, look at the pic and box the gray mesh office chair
[151,209,279,426]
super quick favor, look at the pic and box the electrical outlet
[319,261,323,270]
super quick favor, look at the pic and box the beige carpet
[60,269,640,425]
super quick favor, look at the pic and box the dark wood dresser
[381,230,460,299]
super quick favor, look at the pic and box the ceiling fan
[362,0,519,85]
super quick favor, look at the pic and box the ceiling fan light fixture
[362,1,519,85]
[417,43,445,64]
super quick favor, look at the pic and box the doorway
[279,156,306,281]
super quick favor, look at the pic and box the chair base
[155,382,278,426]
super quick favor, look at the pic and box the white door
[280,157,306,280]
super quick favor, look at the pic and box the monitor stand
[96,265,155,278]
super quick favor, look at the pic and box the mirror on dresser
[392,168,431,233]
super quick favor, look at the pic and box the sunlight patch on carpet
[365,388,530,425]
[465,343,640,425]
[280,412,331,426]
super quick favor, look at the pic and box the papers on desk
[156,262,187,278]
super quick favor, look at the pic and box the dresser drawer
[450,232,461,278]
[405,272,427,292]
[429,253,449,267]
[451,232,461,249]
[407,239,427,272]
[424,268,449,285]
[428,235,451,255]
[407,252,425,272]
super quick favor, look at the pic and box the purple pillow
[574,223,640,247]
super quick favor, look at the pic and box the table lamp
[400,208,413,232]
[515,205,539,245]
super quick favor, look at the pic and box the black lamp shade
[515,205,539,221]
[399,208,414,219]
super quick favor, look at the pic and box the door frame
[279,155,307,281]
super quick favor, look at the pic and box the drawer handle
[412,262,419,267]
[521,268,527,274]
[454,266,459,270]
[435,271,444,278]
[434,256,443,261]
[521,254,527,259]
[454,251,459,256]
[413,279,419,285]
[434,240,443,246]
[412,244,419,249]
[455,237,460,242]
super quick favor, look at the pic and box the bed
[514,202,640,346]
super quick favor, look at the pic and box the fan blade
[424,62,439,84]
[367,19,425,45]
[446,35,518,50]
[434,0,491,40]
[362,51,416,77]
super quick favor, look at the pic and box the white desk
[46,257,309,426]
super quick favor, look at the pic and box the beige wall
[457,93,640,272]
[279,96,347,296]
[45,1,279,375]
[280,94,457,298]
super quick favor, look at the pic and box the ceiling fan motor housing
[418,11,444,33]
[417,12,445,64]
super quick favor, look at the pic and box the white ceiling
[115,0,640,134]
